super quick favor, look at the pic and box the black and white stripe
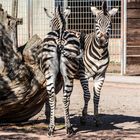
[43,1,118,128]
[40,6,81,136]
[44,6,66,31]
[79,1,118,125]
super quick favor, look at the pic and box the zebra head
[44,6,71,30]
[91,0,118,48]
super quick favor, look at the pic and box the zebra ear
[64,7,71,18]
[108,8,118,16]
[91,6,100,16]
[44,7,53,19]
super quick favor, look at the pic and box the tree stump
[0,4,63,122]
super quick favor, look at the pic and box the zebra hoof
[47,126,55,136]
[80,116,86,125]
[66,126,75,136]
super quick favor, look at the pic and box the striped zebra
[39,6,81,136]
[44,6,71,31]
[44,1,118,126]
[79,1,118,125]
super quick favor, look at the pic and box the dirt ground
[0,80,140,140]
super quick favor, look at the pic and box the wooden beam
[127,9,140,19]
[127,2,140,9]
[127,47,140,55]
[11,0,19,49]
[127,27,140,46]
[12,0,18,18]
[127,56,140,65]
[127,19,140,28]
[127,28,140,35]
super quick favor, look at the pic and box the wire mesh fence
[55,0,121,66]
[0,0,28,46]
[32,0,54,38]
[0,0,124,73]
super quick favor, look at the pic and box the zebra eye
[109,23,112,28]
[95,20,99,25]
[106,32,109,36]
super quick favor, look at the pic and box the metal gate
[0,0,127,74]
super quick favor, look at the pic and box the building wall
[127,1,140,64]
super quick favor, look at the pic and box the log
[0,5,63,122]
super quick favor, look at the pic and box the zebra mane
[44,7,53,18]
[102,0,108,15]
[57,5,66,30]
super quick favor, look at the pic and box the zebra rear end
[38,29,80,135]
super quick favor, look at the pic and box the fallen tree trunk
[0,33,46,122]
[0,5,63,122]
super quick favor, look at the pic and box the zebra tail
[80,31,86,50]
[55,72,63,94]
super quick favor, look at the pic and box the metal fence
[55,0,122,64]
[0,0,127,74]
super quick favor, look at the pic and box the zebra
[44,1,118,127]
[44,6,82,123]
[38,5,81,136]
[44,6,71,31]
[79,1,118,125]
[44,6,83,57]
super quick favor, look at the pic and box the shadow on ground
[0,114,140,139]
[0,134,38,140]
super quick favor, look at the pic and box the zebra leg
[45,97,50,123]
[93,75,105,127]
[79,72,90,125]
[45,96,57,123]
[63,77,75,135]
[46,75,57,136]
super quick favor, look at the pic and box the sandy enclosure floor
[0,80,140,140]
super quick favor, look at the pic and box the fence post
[12,0,18,17]
[121,0,127,75]
[28,0,33,39]
[12,0,18,47]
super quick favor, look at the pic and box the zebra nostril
[99,36,106,45]
[100,39,104,44]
